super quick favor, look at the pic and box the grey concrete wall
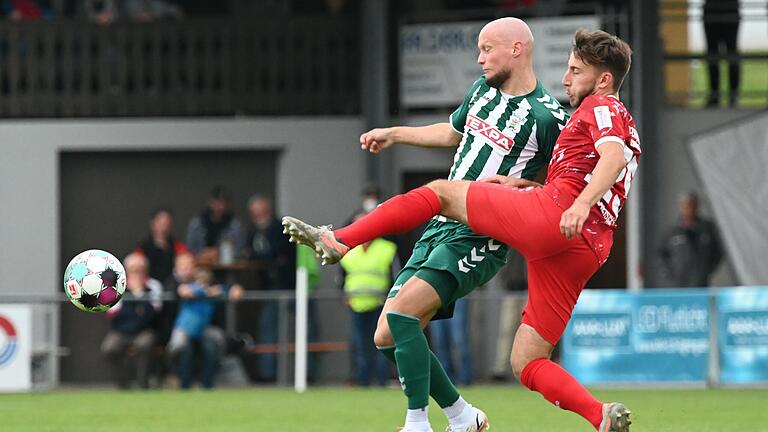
[0,117,366,297]
[0,117,366,385]
[643,108,757,288]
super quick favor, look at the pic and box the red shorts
[466,181,605,345]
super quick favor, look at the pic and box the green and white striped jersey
[448,76,568,182]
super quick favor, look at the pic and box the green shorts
[388,219,508,320]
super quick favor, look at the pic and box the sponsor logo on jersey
[466,114,514,152]
[594,105,613,130]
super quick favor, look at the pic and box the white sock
[405,407,430,427]
[443,395,469,421]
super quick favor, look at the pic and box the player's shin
[334,186,441,248]
[520,358,604,429]
[386,312,431,411]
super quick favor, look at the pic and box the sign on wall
[561,290,711,384]
[0,304,32,392]
[399,16,600,108]
[718,287,768,384]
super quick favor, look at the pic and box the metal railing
[0,17,360,117]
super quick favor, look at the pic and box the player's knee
[373,324,393,347]
[425,179,451,202]
[510,353,528,381]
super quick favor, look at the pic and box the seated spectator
[187,186,243,265]
[167,256,243,389]
[101,253,162,389]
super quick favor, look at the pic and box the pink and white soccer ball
[63,249,127,313]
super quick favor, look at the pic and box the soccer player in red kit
[284,29,639,431]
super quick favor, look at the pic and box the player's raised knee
[373,323,394,347]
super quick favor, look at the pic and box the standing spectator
[489,251,528,381]
[136,207,189,287]
[659,192,723,287]
[101,253,162,389]
[704,0,741,107]
[429,299,472,386]
[167,263,243,389]
[245,194,294,382]
[186,186,243,265]
[136,207,189,348]
[339,212,398,386]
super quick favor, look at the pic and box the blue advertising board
[717,287,768,384]
[561,289,710,385]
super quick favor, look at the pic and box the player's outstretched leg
[281,216,349,265]
[599,403,631,432]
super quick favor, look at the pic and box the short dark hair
[209,185,230,201]
[149,206,172,220]
[572,29,632,92]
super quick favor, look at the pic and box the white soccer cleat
[598,402,631,432]
[446,406,489,432]
[281,216,349,265]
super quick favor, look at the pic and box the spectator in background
[187,186,243,265]
[429,298,472,386]
[339,212,398,386]
[83,0,117,25]
[659,191,723,287]
[245,194,295,382]
[124,0,182,22]
[489,251,528,382]
[136,207,189,288]
[167,262,243,389]
[704,0,741,107]
[4,0,52,20]
[101,253,162,389]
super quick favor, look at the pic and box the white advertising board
[0,304,32,392]
[400,16,601,108]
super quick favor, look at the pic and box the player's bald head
[480,17,534,53]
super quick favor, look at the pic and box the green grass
[687,59,768,108]
[1,386,765,431]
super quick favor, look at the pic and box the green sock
[378,343,460,408]
[386,312,431,409]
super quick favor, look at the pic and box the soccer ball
[63,249,127,313]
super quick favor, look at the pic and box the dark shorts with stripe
[387,219,508,320]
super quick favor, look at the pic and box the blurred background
[0,0,766,393]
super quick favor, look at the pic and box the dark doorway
[59,149,278,383]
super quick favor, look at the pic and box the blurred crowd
[100,186,302,390]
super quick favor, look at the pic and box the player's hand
[360,128,395,154]
[178,284,194,298]
[560,200,591,240]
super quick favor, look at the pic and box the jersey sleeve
[449,76,484,134]
[535,102,568,163]
[583,97,629,153]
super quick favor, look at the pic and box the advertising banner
[399,16,600,108]
[561,289,710,385]
[0,304,32,391]
[718,287,768,384]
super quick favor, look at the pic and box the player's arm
[360,123,461,154]
[560,140,627,239]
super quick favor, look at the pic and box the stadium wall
[0,117,367,383]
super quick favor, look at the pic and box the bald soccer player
[305,18,567,432]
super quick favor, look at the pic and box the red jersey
[544,94,641,263]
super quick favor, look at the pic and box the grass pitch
[1,385,764,431]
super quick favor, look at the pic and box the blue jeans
[258,300,278,381]
[173,327,224,389]
[429,298,472,385]
[351,307,389,386]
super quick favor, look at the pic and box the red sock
[520,358,603,429]
[334,186,441,248]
